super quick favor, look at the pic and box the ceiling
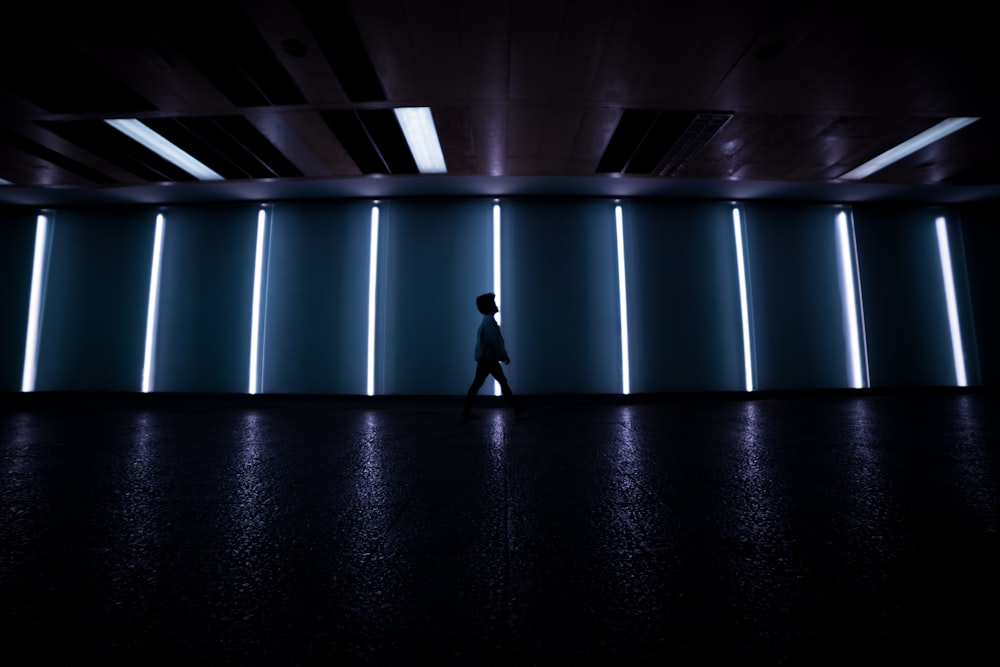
[2,0,1000,208]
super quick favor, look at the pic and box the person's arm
[484,319,510,363]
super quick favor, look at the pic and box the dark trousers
[464,360,517,410]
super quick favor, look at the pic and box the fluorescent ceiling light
[839,117,979,181]
[105,118,224,180]
[394,107,447,173]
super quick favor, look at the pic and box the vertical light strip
[493,202,502,396]
[142,213,165,393]
[367,205,380,396]
[733,206,754,392]
[850,210,871,389]
[21,214,48,392]
[615,204,630,395]
[936,216,967,387]
[836,210,866,389]
[248,208,267,395]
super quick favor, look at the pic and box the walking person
[461,293,523,419]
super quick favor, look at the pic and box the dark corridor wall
[1,197,997,395]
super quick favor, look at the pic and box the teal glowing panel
[32,208,155,391]
[853,205,979,387]
[154,205,260,393]
[958,204,998,386]
[743,202,860,390]
[0,209,36,391]
[379,199,493,395]
[624,200,745,392]
[501,199,620,394]
[261,201,372,394]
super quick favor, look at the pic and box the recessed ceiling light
[839,117,979,181]
[393,107,447,174]
[105,119,224,181]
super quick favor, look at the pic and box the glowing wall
[261,201,371,394]
[743,202,866,391]
[33,208,153,391]
[153,204,260,393]
[0,209,34,392]
[853,205,979,387]
[500,199,621,394]
[959,204,1000,386]
[378,199,493,395]
[623,199,745,392]
[1,197,996,395]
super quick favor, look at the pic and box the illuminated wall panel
[625,200,746,392]
[154,205,260,393]
[0,210,36,391]
[835,209,869,389]
[379,199,493,395]
[22,214,49,392]
[0,197,996,395]
[615,204,630,395]
[261,201,372,394]
[853,205,979,387]
[142,213,165,393]
[958,203,999,386]
[501,199,620,394]
[734,206,756,391]
[743,202,861,390]
[248,208,269,394]
[368,206,379,396]
[33,208,154,391]
[936,217,967,386]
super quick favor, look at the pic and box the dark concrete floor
[2,389,999,665]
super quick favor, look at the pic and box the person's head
[475,293,498,315]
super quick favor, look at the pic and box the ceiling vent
[598,109,733,176]
[653,112,733,176]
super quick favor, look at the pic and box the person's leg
[489,364,523,413]
[463,362,492,413]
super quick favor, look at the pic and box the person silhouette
[460,293,523,419]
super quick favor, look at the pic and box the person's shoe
[460,409,481,420]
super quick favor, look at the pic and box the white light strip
[249,208,268,394]
[367,205,380,396]
[733,207,754,392]
[493,203,502,396]
[936,216,967,387]
[21,214,48,392]
[836,211,867,389]
[142,213,165,393]
[394,107,447,173]
[615,205,631,395]
[839,117,979,181]
[105,118,224,181]
[0,178,13,185]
